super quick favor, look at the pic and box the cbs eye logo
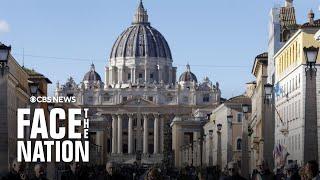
[30,96,37,103]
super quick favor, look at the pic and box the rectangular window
[122,96,127,102]
[150,73,154,79]
[203,94,210,102]
[148,96,153,102]
[104,95,110,102]
[237,113,243,123]
[298,100,300,118]
[139,73,143,78]
[128,73,131,80]
[133,118,137,126]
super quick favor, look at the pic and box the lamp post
[27,81,39,174]
[303,46,319,163]
[0,44,11,76]
[241,104,250,179]
[227,115,233,163]
[209,130,213,166]
[216,123,222,169]
[262,83,276,170]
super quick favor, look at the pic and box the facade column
[105,66,109,86]
[111,115,117,154]
[110,67,114,84]
[117,114,123,154]
[160,116,164,153]
[168,67,172,84]
[137,114,142,151]
[128,114,133,154]
[143,114,148,154]
[130,68,134,83]
[158,65,162,83]
[144,64,149,83]
[153,114,159,154]
[133,67,136,84]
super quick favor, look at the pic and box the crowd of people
[1,159,320,180]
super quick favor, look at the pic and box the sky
[0,0,319,98]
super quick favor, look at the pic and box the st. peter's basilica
[55,1,222,166]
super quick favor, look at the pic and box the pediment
[119,97,157,107]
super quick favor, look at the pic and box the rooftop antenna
[22,48,25,67]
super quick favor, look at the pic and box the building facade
[0,43,51,175]
[249,52,275,171]
[203,95,251,171]
[274,12,320,166]
[268,0,298,84]
[56,1,221,165]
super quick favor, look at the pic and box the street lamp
[0,44,11,76]
[217,123,222,132]
[264,84,273,104]
[209,130,213,137]
[242,104,249,114]
[29,82,39,96]
[304,46,319,77]
[303,46,319,163]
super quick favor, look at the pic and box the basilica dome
[109,1,172,60]
[83,64,101,82]
[179,64,198,83]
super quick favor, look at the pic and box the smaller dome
[179,64,197,83]
[83,64,102,82]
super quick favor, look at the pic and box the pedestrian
[30,164,48,180]
[98,161,125,180]
[144,167,162,180]
[1,159,27,180]
[61,162,88,180]
[225,161,246,180]
[252,159,274,180]
[305,160,320,180]
[299,166,308,180]
[284,162,300,180]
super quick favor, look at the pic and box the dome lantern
[133,0,149,25]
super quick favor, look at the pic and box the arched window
[203,94,210,102]
[237,138,242,150]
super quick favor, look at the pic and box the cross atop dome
[133,0,149,24]
[90,63,95,71]
[186,64,191,72]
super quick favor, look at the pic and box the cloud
[0,20,10,33]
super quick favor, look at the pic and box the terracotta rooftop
[280,7,298,28]
[301,19,320,28]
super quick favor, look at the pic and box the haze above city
[0,0,318,98]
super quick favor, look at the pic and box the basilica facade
[55,1,221,165]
